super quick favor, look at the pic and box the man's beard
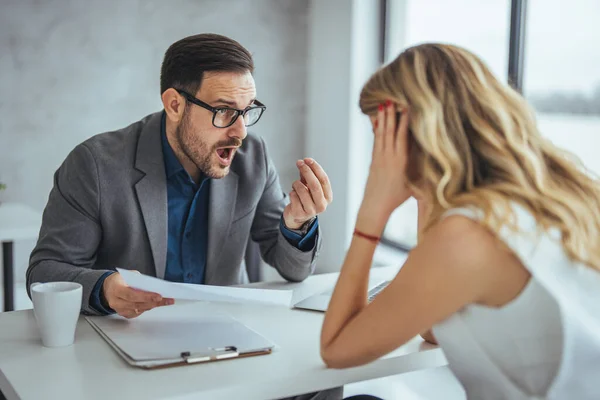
[176,110,242,179]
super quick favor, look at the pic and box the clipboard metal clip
[180,346,239,364]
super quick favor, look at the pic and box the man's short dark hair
[160,33,254,95]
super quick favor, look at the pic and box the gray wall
[0,0,309,290]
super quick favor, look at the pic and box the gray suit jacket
[27,112,321,314]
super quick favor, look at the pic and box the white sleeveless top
[432,204,600,399]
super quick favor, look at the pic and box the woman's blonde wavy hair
[359,43,600,271]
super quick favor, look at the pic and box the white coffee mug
[30,282,82,348]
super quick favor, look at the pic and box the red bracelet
[353,229,381,243]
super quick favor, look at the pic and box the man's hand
[283,158,333,230]
[102,272,174,318]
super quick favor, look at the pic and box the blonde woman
[320,43,600,399]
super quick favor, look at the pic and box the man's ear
[161,88,185,123]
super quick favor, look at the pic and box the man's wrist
[99,273,115,310]
[284,216,316,235]
[90,271,116,315]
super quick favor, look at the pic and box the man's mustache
[213,138,243,149]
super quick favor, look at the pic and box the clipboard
[85,305,275,369]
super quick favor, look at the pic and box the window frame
[379,0,528,251]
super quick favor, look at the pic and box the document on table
[117,268,293,307]
[86,303,276,369]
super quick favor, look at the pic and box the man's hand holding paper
[103,272,174,319]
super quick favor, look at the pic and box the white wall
[0,0,310,289]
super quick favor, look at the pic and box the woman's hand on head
[362,100,412,215]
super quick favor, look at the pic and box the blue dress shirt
[89,112,318,314]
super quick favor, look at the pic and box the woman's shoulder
[422,211,507,270]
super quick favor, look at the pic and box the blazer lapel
[134,112,168,278]
[205,172,238,283]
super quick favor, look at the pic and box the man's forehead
[198,71,256,105]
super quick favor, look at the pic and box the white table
[0,266,447,400]
[0,203,42,312]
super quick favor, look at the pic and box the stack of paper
[117,268,293,307]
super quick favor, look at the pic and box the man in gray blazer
[27,33,333,318]
[27,33,341,400]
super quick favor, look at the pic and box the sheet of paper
[117,268,293,307]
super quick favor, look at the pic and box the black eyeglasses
[176,89,267,128]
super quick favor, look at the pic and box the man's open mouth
[215,147,237,166]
